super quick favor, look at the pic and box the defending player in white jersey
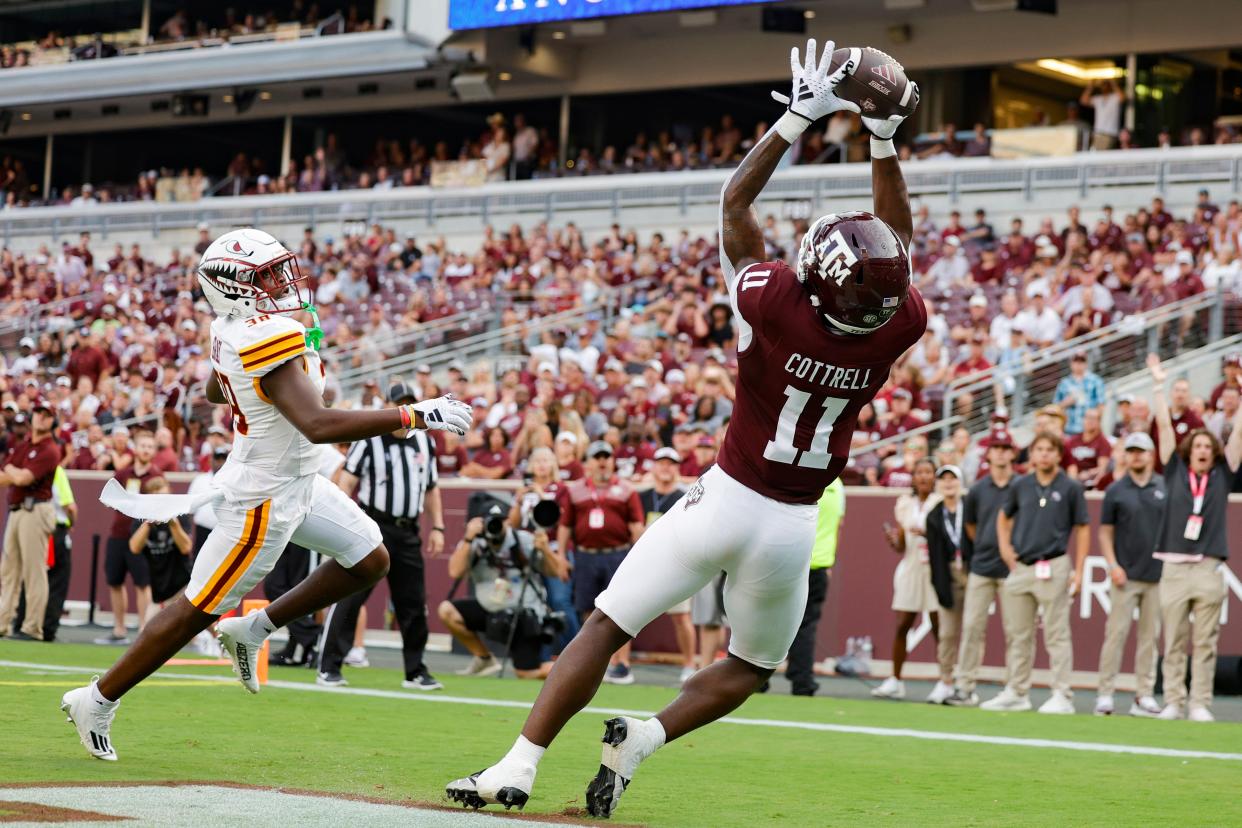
[61,228,472,762]
[447,39,923,819]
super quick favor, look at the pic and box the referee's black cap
[387,381,417,404]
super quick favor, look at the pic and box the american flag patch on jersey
[882,296,900,307]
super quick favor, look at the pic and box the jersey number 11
[763,385,848,469]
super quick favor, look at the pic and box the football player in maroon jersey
[446,38,925,819]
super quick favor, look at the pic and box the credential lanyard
[1188,471,1209,516]
[943,506,963,550]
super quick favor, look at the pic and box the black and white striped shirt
[343,431,438,520]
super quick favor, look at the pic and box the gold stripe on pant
[1095,579,1160,698]
[1001,555,1073,697]
[0,503,56,639]
[936,566,967,684]
[1159,559,1227,711]
[956,571,1009,694]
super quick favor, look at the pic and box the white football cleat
[980,687,1032,712]
[216,615,265,694]
[1037,691,1075,715]
[926,680,954,704]
[1157,703,1183,720]
[585,716,665,819]
[61,677,119,761]
[446,759,536,811]
[870,676,905,699]
[1093,695,1114,716]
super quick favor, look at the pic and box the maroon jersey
[1065,431,1112,488]
[717,262,927,504]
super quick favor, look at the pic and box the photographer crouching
[439,504,568,680]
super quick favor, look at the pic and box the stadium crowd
[0,193,1240,496]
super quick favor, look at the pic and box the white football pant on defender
[595,465,816,669]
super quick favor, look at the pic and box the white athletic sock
[644,717,667,752]
[90,680,118,707]
[246,609,276,641]
[505,735,546,768]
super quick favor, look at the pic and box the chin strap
[302,302,324,351]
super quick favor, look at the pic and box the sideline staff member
[0,404,63,640]
[985,431,1088,715]
[559,441,644,685]
[1094,432,1166,717]
[946,426,1015,707]
[1148,354,1242,721]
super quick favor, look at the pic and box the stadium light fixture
[259,91,272,101]
[498,72,512,81]
[20,112,31,121]
[1034,58,1125,81]
[803,10,815,19]
[551,30,566,39]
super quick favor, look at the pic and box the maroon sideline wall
[54,474,1242,671]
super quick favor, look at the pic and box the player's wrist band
[398,405,413,429]
[870,137,896,159]
[432,527,445,533]
[775,111,809,143]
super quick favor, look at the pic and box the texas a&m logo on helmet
[795,211,912,335]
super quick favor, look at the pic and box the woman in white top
[872,458,942,700]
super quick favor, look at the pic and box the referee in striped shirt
[316,381,447,690]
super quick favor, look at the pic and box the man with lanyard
[925,465,966,705]
[639,447,696,684]
[785,477,844,697]
[1094,432,1167,717]
[984,430,1089,714]
[14,461,76,640]
[318,381,446,690]
[0,404,62,641]
[559,441,644,685]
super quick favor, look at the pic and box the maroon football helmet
[795,211,911,334]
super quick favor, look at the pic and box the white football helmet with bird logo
[197,228,307,319]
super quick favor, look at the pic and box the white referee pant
[595,465,817,669]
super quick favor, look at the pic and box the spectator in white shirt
[482,123,512,183]
[989,291,1022,345]
[923,296,950,346]
[1015,285,1063,347]
[315,269,342,305]
[926,236,970,291]
[512,113,539,180]
[1060,265,1114,318]
[69,183,98,207]
[1081,80,1124,151]
[1201,249,1240,293]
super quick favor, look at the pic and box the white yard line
[7,659,1241,763]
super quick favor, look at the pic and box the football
[830,46,918,120]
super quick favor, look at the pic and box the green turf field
[3,640,1239,827]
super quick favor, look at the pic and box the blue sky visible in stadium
[449,0,777,31]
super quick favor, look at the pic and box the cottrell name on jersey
[783,353,873,391]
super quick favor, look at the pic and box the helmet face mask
[795,211,910,336]
[197,229,306,318]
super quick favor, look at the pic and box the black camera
[487,606,568,645]
[483,504,507,543]
[531,498,561,530]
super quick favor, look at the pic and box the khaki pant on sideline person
[1159,559,1227,711]
[1091,133,1118,151]
[956,572,1010,694]
[0,503,56,639]
[1096,580,1160,698]
[936,567,967,684]
[1001,555,1073,697]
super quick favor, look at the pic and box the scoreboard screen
[449,0,777,31]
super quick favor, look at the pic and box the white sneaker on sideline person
[61,677,119,761]
[870,676,905,699]
[1157,703,1183,720]
[980,687,1032,712]
[457,655,501,677]
[926,680,954,704]
[1129,696,1161,717]
[1093,695,1114,716]
[1187,705,1215,723]
[191,630,222,658]
[344,646,369,668]
[1037,691,1075,715]
[678,666,696,684]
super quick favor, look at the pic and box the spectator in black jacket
[925,464,967,705]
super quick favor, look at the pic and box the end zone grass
[2,640,1239,827]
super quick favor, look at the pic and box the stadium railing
[941,288,1235,437]
[4,146,1241,245]
[1101,332,1242,432]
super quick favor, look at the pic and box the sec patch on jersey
[829,46,915,119]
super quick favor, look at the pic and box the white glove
[771,38,860,125]
[863,81,920,140]
[405,395,472,436]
